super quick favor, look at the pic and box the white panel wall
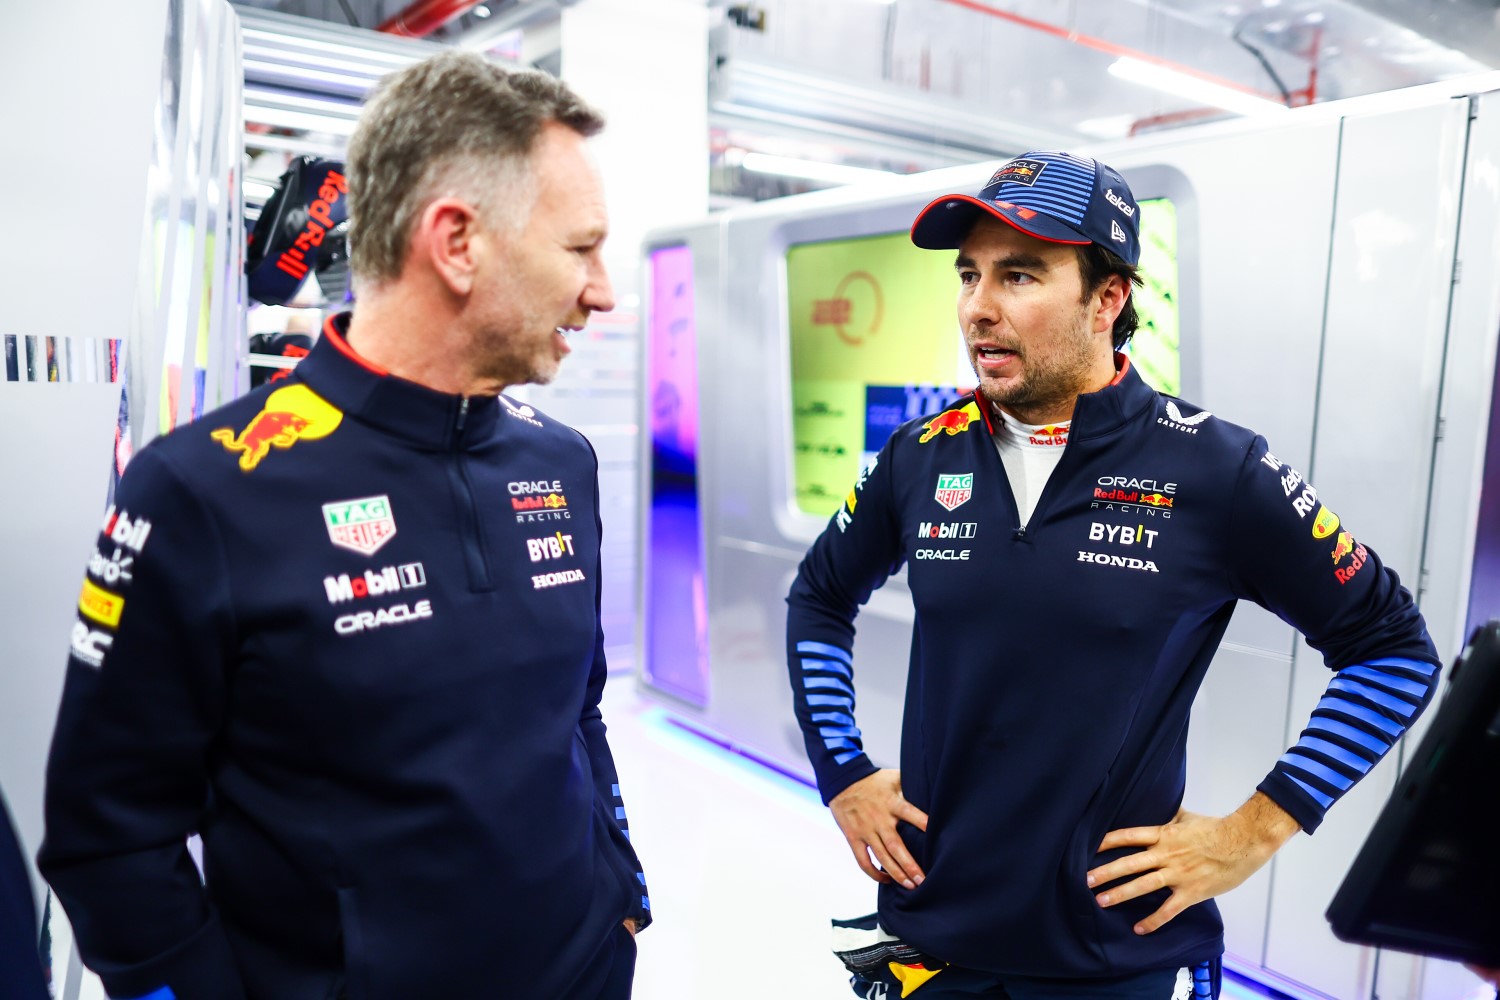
[1262,99,1471,1000]
[0,0,171,919]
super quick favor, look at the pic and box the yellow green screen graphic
[786,202,1182,517]
[1127,198,1181,396]
[787,232,963,516]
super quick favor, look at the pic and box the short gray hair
[346,51,604,286]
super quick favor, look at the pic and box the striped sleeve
[796,641,866,766]
[786,439,904,804]
[1258,656,1440,832]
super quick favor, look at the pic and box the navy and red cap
[910,150,1142,266]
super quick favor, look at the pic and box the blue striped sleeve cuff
[1259,657,1439,833]
[796,641,865,765]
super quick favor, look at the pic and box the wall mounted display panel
[644,243,711,706]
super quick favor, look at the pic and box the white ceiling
[231,0,1500,198]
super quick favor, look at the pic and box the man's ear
[415,197,482,297]
[1093,273,1131,335]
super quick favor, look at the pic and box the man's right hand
[829,769,929,889]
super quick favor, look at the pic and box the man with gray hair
[40,51,647,1000]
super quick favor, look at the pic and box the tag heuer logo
[934,473,973,511]
[322,495,397,556]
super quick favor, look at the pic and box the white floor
[604,677,1283,1000]
[602,677,874,1000]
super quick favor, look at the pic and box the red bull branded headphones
[246,157,350,307]
[909,149,1141,266]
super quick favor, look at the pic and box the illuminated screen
[786,199,1182,518]
[1127,198,1181,396]
[645,244,709,706]
[786,232,968,517]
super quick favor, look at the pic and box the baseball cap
[910,150,1141,266]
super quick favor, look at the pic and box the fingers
[846,837,894,884]
[874,827,924,888]
[1131,892,1190,935]
[1092,868,1168,907]
[829,769,927,889]
[895,797,930,832]
[1086,848,1160,889]
[1097,825,1161,852]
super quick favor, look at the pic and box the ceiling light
[739,152,897,185]
[1108,57,1289,117]
[242,105,361,136]
[1075,114,1137,139]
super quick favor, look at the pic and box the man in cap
[40,52,647,1000]
[787,151,1440,998]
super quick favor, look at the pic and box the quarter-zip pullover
[41,314,649,1000]
[787,357,1438,978]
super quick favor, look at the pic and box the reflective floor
[604,677,1290,1000]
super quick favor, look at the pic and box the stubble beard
[973,308,1099,422]
[473,309,562,389]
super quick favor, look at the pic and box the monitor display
[785,199,1182,518]
[645,244,710,705]
[1127,198,1181,397]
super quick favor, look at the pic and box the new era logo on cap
[910,150,1143,266]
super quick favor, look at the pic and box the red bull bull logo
[1139,493,1174,508]
[210,384,344,472]
[920,402,982,444]
[1330,531,1355,565]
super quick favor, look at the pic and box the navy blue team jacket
[787,358,1438,978]
[40,315,649,1000]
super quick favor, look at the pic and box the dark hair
[347,51,605,285]
[1076,244,1143,350]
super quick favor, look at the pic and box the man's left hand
[1087,792,1300,935]
[623,918,639,937]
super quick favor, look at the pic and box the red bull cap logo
[920,401,982,444]
[211,384,343,472]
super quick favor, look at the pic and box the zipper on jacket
[449,397,494,592]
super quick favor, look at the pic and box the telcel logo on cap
[1105,189,1135,218]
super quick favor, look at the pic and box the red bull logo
[1139,493,1175,508]
[1330,531,1355,565]
[1334,541,1369,585]
[210,384,344,471]
[920,401,982,444]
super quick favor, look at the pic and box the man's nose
[960,279,1000,328]
[583,258,615,314]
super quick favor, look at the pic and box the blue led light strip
[660,715,819,791]
[1222,955,1340,1000]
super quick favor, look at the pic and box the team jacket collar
[294,312,502,450]
[1064,353,1156,443]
